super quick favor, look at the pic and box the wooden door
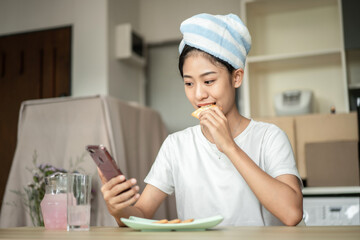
[0,27,71,207]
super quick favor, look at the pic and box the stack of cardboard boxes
[257,112,359,187]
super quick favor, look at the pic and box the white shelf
[240,0,348,118]
[247,49,342,72]
[247,49,342,64]
[245,0,341,56]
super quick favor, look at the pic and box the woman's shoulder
[249,119,280,130]
[166,125,201,142]
[249,119,286,137]
[246,120,293,157]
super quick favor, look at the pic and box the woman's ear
[232,68,244,88]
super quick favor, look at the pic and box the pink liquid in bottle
[40,193,67,229]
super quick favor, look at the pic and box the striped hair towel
[179,13,251,70]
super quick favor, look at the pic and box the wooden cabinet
[0,27,71,209]
[239,0,349,118]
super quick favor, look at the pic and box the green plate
[120,215,224,232]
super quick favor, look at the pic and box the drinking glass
[67,173,91,231]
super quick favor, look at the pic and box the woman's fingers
[113,193,140,210]
[101,175,125,190]
[212,106,227,120]
[104,181,140,216]
[199,107,234,153]
[112,178,139,198]
[100,176,140,217]
[102,177,139,201]
[97,169,141,218]
[199,108,226,130]
[199,106,226,124]
[108,184,140,205]
[200,111,217,127]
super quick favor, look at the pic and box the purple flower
[37,164,45,169]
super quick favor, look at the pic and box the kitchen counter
[303,186,360,196]
[0,226,360,240]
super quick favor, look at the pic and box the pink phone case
[86,145,123,181]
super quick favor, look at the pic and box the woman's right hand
[98,168,140,219]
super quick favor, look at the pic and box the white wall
[0,0,75,34]
[73,0,108,96]
[107,0,145,104]
[139,0,241,43]
[0,0,109,97]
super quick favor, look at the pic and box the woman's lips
[197,102,216,108]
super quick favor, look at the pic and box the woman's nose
[195,85,208,100]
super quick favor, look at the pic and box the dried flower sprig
[6,150,86,226]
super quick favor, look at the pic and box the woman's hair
[178,45,235,77]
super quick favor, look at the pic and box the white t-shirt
[144,120,302,226]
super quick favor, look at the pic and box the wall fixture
[115,23,146,67]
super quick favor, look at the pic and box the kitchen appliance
[303,187,360,226]
[274,90,313,116]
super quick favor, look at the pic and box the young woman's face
[182,53,238,116]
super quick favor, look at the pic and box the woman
[99,13,303,226]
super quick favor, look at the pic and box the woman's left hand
[198,106,236,153]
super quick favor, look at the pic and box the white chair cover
[0,95,174,227]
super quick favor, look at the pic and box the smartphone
[86,145,124,181]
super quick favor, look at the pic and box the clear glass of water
[67,173,91,231]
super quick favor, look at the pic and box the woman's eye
[204,80,215,85]
[184,82,193,86]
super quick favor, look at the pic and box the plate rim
[120,215,224,231]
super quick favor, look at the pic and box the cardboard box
[305,140,360,187]
[257,112,358,180]
[295,112,358,178]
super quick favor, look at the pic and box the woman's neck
[226,110,249,138]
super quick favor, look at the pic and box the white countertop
[303,186,360,195]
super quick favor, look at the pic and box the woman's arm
[199,108,303,226]
[98,169,167,226]
[225,145,303,226]
[134,184,168,219]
